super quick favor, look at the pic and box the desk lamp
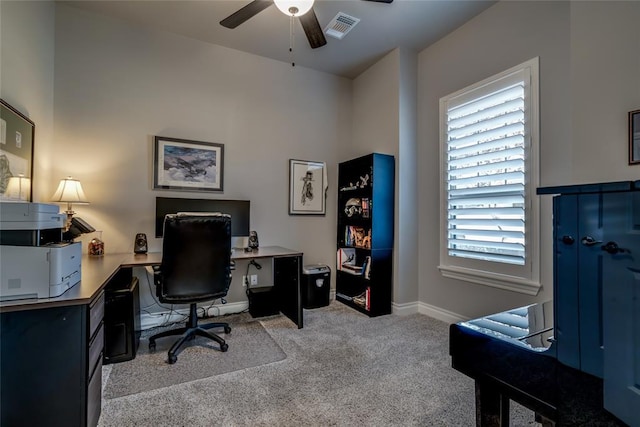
[51,176,89,232]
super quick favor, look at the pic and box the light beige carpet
[100,303,539,426]
[104,313,286,398]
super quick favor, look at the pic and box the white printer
[0,202,82,301]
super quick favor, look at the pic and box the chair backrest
[157,213,232,304]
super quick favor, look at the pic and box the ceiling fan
[220,0,394,50]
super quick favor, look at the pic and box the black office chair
[148,213,233,364]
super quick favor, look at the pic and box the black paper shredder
[302,264,331,309]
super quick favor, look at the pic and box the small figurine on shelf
[88,231,104,257]
[363,229,371,249]
[344,198,362,217]
[354,227,366,247]
[361,198,370,218]
[358,173,370,188]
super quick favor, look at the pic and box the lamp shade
[4,175,31,201]
[273,0,314,16]
[51,177,89,204]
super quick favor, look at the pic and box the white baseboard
[389,300,467,324]
[417,302,467,324]
[392,301,420,316]
[140,301,249,330]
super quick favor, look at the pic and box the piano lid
[458,300,554,352]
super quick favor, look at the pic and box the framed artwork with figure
[289,159,326,215]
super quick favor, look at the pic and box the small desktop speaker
[134,233,148,254]
[248,230,259,250]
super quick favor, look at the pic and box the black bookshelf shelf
[336,153,394,317]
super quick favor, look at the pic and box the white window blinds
[444,69,529,266]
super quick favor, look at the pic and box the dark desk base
[0,249,304,426]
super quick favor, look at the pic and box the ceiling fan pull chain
[289,14,295,67]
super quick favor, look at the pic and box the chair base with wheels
[149,303,231,364]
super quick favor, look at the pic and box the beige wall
[397,48,419,306]
[0,0,56,201]
[417,0,640,320]
[4,0,638,321]
[418,1,570,320]
[51,5,350,307]
[570,1,640,184]
[350,48,420,307]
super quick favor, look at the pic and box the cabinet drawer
[89,291,105,338]
[87,356,102,427]
[88,323,104,377]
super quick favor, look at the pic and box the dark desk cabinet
[0,248,304,426]
[273,255,302,328]
[0,291,104,427]
[104,274,141,364]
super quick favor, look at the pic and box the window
[438,58,540,295]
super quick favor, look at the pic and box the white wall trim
[391,300,467,324]
[418,301,467,324]
[392,301,420,316]
[438,265,542,296]
[140,301,249,330]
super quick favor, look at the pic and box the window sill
[438,265,541,296]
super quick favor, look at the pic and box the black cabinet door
[274,255,302,329]
[602,191,640,427]
[553,193,605,378]
[1,305,86,426]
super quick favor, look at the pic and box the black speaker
[248,230,259,250]
[134,233,147,254]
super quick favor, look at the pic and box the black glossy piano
[450,302,625,426]
[450,181,640,426]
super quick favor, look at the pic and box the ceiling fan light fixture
[273,0,314,17]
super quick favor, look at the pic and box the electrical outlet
[242,275,248,287]
[250,274,258,286]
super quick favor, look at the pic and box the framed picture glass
[154,136,224,192]
[629,109,640,165]
[289,159,326,215]
[0,99,34,201]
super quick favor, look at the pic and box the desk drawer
[88,323,104,377]
[87,356,102,427]
[89,291,105,338]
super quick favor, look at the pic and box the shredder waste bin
[302,264,331,309]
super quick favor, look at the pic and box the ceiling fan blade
[363,0,394,3]
[220,0,273,29]
[299,8,327,49]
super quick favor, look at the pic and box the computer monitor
[155,197,250,247]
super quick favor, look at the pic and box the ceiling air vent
[324,12,360,40]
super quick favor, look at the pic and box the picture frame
[629,109,640,165]
[153,136,224,192]
[289,159,326,215]
[0,99,35,201]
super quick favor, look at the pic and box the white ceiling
[60,0,495,79]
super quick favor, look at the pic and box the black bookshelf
[336,153,394,317]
